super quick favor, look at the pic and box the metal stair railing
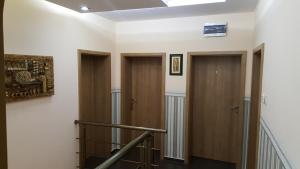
[75,120,167,169]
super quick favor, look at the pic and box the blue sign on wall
[204,23,227,37]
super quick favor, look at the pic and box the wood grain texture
[185,51,247,169]
[0,1,7,168]
[191,55,241,162]
[131,57,162,148]
[247,44,264,169]
[121,53,166,158]
[78,50,112,167]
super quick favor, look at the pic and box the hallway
[1,0,299,169]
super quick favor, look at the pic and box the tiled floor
[160,157,235,169]
[85,156,236,169]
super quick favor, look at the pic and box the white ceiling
[46,0,167,12]
[46,0,258,21]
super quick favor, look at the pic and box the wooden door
[131,58,162,148]
[78,50,111,166]
[247,44,264,169]
[191,55,243,164]
[121,54,165,155]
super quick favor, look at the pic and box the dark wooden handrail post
[0,1,7,169]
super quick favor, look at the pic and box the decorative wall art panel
[170,54,183,76]
[4,54,54,102]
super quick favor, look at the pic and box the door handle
[131,98,137,104]
[231,106,239,110]
[231,106,240,114]
[131,98,137,111]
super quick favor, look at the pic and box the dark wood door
[191,56,243,164]
[131,58,162,148]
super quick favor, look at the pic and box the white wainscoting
[111,90,294,169]
[164,94,251,163]
[164,93,185,160]
[111,89,121,150]
[243,97,251,169]
[258,119,295,169]
[111,91,250,163]
[111,90,186,158]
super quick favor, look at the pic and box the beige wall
[255,0,300,168]
[115,12,255,95]
[4,0,115,169]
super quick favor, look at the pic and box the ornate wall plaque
[4,54,54,102]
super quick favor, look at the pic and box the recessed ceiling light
[162,0,226,7]
[80,6,89,11]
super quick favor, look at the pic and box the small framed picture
[170,54,183,76]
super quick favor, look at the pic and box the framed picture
[170,54,183,76]
[4,54,54,102]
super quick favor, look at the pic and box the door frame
[78,49,112,121]
[121,53,166,158]
[247,44,265,169]
[184,51,247,167]
[0,1,7,169]
[77,49,112,167]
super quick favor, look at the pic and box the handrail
[74,120,167,133]
[95,131,152,169]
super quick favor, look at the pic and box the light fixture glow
[162,0,226,7]
[80,6,89,11]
